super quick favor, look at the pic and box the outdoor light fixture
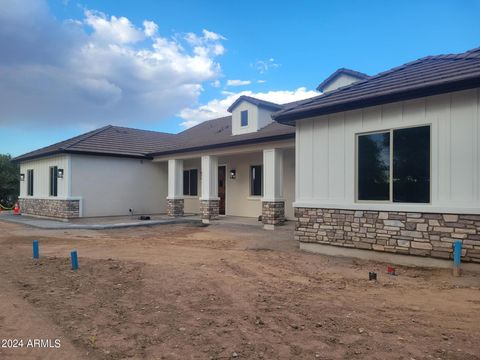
[20,173,25,181]
[57,169,64,178]
[230,169,236,179]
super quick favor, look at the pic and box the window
[49,166,58,197]
[241,110,248,127]
[357,125,430,203]
[27,169,34,196]
[183,169,198,196]
[250,165,263,196]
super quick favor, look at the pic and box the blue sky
[1,0,479,156]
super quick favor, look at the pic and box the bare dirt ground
[0,220,479,360]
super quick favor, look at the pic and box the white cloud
[143,20,158,37]
[178,87,317,128]
[253,58,281,74]
[257,80,266,84]
[211,79,221,88]
[226,79,251,87]
[0,0,226,128]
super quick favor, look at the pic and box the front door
[218,166,226,215]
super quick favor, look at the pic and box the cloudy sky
[1,0,480,156]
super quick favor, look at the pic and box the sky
[1,0,479,157]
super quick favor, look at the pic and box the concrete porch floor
[0,212,294,231]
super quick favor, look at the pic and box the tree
[0,154,19,207]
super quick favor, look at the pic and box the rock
[232,352,239,358]
[358,328,365,334]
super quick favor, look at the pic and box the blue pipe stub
[71,250,78,270]
[33,240,39,259]
[453,240,462,267]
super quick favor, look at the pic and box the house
[14,47,480,262]
[273,47,480,262]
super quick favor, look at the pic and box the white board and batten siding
[19,154,71,199]
[296,88,480,214]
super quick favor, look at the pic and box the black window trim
[183,168,198,197]
[355,124,431,204]
[27,169,34,196]
[49,166,58,197]
[249,164,263,197]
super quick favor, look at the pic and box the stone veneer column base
[166,198,184,217]
[262,201,285,230]
[294,207,480,263]
[18,198,80,219]
[200,200,219,224]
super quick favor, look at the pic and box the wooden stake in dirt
[453,240,462,277]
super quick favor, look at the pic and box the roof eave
[275,76,480,125]
[149,133,295,157]
[13,149,152,163]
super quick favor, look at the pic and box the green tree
[0,154,19,207]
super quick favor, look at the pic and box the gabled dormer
[316,68,369,93]
[227,95,283,135]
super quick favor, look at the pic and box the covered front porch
[153,142,295,230]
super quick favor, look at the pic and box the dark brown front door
[218,166,226,215]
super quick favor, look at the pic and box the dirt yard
[0,220,479,360]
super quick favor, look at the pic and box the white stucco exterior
[231,101,275,135]
[295,88,480,214]
[322,73,364,93]
[70,155,168,217]
[19,154,71,199]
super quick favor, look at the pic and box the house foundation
[200,199,219,223]
[262,201,285,230]
[18,198,80,219]
[295,208,480,262]
[166,198,184,217]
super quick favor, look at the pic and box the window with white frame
[356,125,430,203]
[27,169,34,196]
[241,110,248,127]
[49,166,58,197]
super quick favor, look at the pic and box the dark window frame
[49,166,58,197]
[250,165,263,196]
[27,169,34,196]
[356,125,431,204]
[183,169,198,196]
[241,110,248,127]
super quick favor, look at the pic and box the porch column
[200,155,219,223]
[262,148,285,230]
[166,159,184,217]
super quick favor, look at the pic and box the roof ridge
[61,125,113,150]
[110,125,174,135]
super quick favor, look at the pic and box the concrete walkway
[0,212,201,230]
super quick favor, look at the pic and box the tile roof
[13,125,177,161]
[274,47,480,124]
[14,116,295,161]
[316,68,369,92]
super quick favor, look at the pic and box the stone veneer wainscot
[262,201,285,227]
[295,208,480,263]
[200,200,219,222]
[166,198,184,217]
[18,198,80,219]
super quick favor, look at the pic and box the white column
[167,159,184,199]
[200,155,219,200]
[262,149,284,202]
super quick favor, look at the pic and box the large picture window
[27,169,34,196]
[250,165,262,196]
[49,166,58,197]
[357,125,430,203]
[183,169,198,196]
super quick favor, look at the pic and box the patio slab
[0,212,201,230]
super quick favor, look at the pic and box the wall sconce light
[230,169,236,179]
[57,169,64,178]
[20,173,25,181]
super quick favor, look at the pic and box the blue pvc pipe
[71,250,78,270]
[33,240,39,259]
[453,240,462,267]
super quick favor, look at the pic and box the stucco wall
[322,73,362,93]
[19,154,71,199]
[296,88,480,214]
[71,155,167,217]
